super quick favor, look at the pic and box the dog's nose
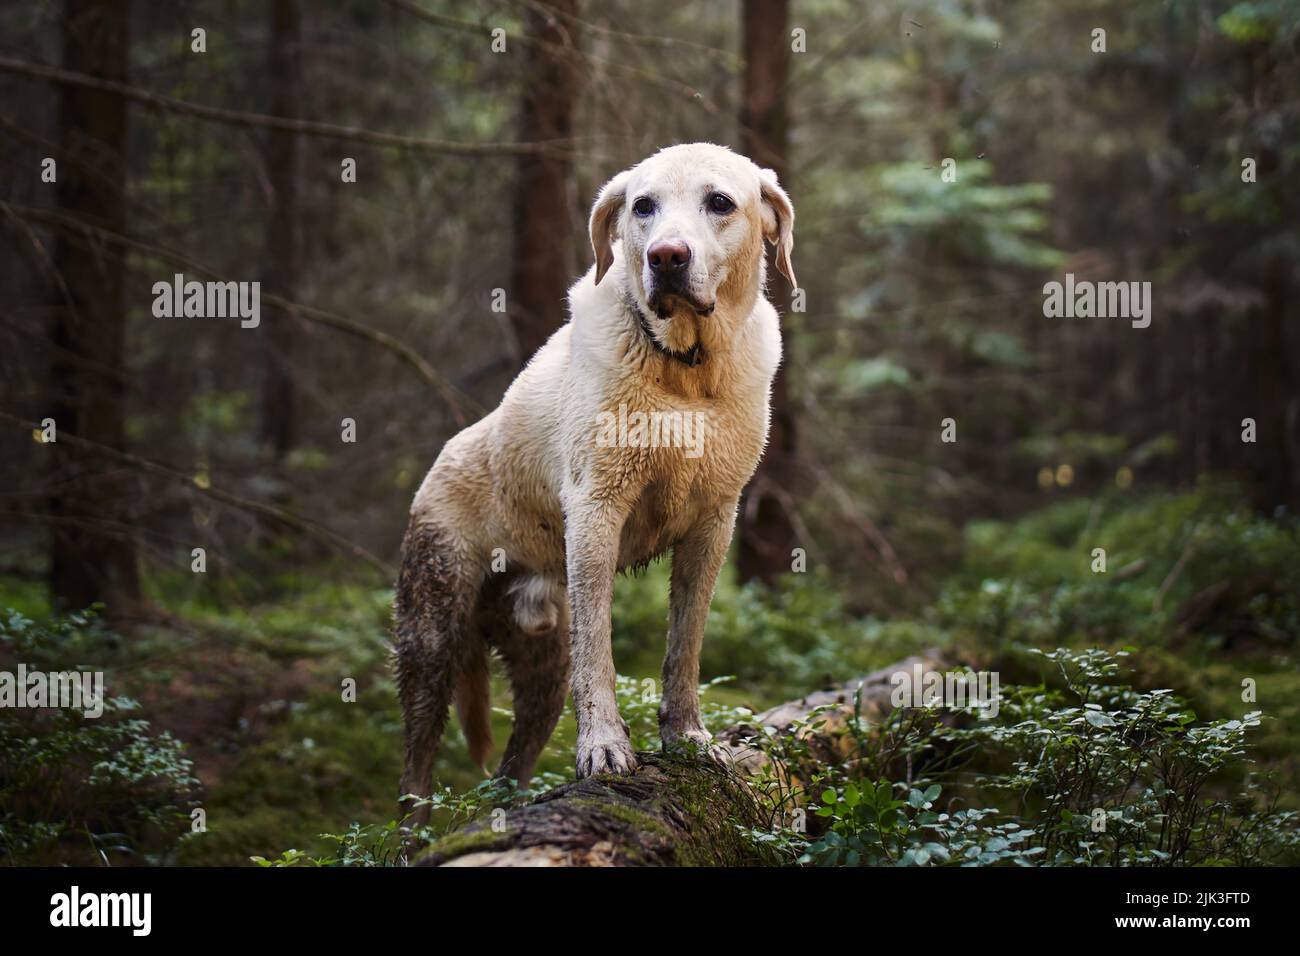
[647,239,691,274]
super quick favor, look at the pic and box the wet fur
[393,144,795,822]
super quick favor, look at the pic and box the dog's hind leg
[491,576,570,790]
[393,520,481,828]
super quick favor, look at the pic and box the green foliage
[164,584,421,865]
[1217,3,1283,47]
[7,487,1298,867]
[613,563,905,698]
[838,356,914,396]
[760,649,1299,867]
[804,782,1040,867]
[0,611,200,865]
[871,161,1062,271]
[947,485,1300,651]
[252,776,533,867]
[960,648,1297,865]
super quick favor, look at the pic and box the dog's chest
[614,402,767,568]
[618,468,708,568]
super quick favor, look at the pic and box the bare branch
[0,55,583,159]
[506,0,741,63]
[1,201,483,427]
[1,411,397,580]
[380,1,734,124]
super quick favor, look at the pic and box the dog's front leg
[660,502,737,753]
[566,497,638,778]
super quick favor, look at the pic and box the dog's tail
[454,645,493,773]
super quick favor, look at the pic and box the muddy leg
[393,522,480,828]
[492,600,571,790]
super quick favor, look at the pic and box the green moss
[419,824,515,863]
[568,796,671,838]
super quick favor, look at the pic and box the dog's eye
[707,193,735,214]
[632,197,655,217]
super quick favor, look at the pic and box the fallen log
[417,652,947,867]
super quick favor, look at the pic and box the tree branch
[0,55,582,158]
[417,653,947,866]
[1,411,396,579]
[2,201,482,427]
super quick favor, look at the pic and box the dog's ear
[589,169,631,285]
[758,168,797,289]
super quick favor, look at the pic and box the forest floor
[2,484,1297,865]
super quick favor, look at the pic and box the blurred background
[1,0,1297,866]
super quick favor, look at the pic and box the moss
[568,796,671,838]
[640,754,771,866]
[418,824,515,863]
[409,753,776,867]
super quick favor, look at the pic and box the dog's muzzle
[647,286,714,318]
[646,239,714,316]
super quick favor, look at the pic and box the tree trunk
[260,0,300,463]
[507,0,579,368]
[737,0,798,585]
[1250,260,1297,512]
[417,654,944,866]
[48,0,140,617]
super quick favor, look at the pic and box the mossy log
[417,653,946,867]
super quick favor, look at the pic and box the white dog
[395,143,795,820]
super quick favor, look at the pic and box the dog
[394,143,795,821]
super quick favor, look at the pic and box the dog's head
[589,143,795,343]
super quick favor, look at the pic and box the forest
[1,0,1298,869]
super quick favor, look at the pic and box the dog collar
[624,294,704,368]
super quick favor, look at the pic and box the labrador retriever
[394,143,795,820]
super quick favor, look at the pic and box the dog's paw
[661,726,733,766]
[661,725,712,749]
[575,732,639,778]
